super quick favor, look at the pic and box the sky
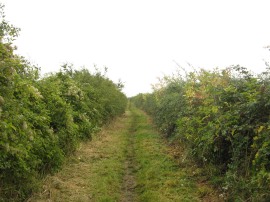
[1,0,270,97]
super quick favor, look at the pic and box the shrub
[132,66,270,200]
[0,5,127,201]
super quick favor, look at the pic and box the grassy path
[29,107,218,202]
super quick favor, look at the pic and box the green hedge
[0,5,127,201]
[131,66,270,201]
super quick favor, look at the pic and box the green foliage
[0,4,20,43]
[0,5,127,201]
[131,66,270,200]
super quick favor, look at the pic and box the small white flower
[219,194,224,198]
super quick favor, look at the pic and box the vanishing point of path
[29,107,219,202]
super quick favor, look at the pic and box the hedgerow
[131,66,270,201]
[0,5,127,201]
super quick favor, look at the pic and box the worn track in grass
[28,107,219,202]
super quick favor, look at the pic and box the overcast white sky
[1,0,270,96]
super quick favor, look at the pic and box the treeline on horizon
[131,64,270,201]
[0,4,127,201]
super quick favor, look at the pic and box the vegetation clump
[131,66,270,201]
[0,4,127,201]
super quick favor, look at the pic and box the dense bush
[0,5,127,201]
[131,66,270,201]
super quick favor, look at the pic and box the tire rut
[120,113,137,202]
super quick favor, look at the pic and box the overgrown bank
[0,5,127,201]
[131,66,270,201]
